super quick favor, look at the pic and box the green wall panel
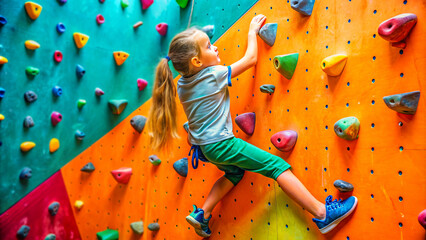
[0,0,258,213]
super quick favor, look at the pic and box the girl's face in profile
[195,31,221,67]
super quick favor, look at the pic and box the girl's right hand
[249,14,266,34]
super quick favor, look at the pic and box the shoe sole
[319,197,358,234]
[186,216,211,238]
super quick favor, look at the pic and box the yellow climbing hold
[49,138,60,153]
[0,114,4,120]
[321,54,348,76]
[24,2,43,20]
[20,141,36,152]
[73,33,89,48]
[0,56,8,64]
[25,40,40,50]
[74,200,84,209]
[113,51,129,66]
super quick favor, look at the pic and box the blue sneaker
[186,205,212,237]
[313,195,358,234]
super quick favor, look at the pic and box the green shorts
[200,137,291,185]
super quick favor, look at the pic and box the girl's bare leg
[201,175,235,219]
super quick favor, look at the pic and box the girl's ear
[190,56,203,68]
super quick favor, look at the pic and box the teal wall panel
[0,0,258,213]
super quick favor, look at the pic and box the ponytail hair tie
[165,56,171,61]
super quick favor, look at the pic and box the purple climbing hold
[95,88,104,96]
[259,23,277,47]
[270,130,298,152]
[130,115,147,133]
[24,91,38,103]
[56,23,66,33]
[290,0,315,16]
[17,225,30,239]
[235,112,255,136]
[52,86,62,97]
[81,162,95,172]
[48,201,60,216]
[51,112,62,126]
[383,91,420,115]
[75,130,85,141]
[23,116,34,128]
[19,167,32,180]
[173,157,188,177]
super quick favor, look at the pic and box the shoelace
[325,195,343,211]
[188,145,209,169]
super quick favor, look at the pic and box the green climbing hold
[273,53,299,79]
[149,155,161,166]
[108,99,128,115]
[96,229,118,240]
[77,99,86,109]
[81,162,95,172]
[383,91,420,115]
[44,233,56,240]
[121,0,129,8]
[334,117,360,140]
[26,66,40,76]
[176,0,189,8]
[130,221,144,234]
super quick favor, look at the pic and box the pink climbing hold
[95,88,104,96]
[111,167,132,184]
[96,14,105,24]
[235,112,255,136]
[51,111,63,126]
[53,50,63,62]
[378,13,417,49]
[270,130,298,152]
[419,209,426,229]
[137,79,148,91]
[141,0,153,9]
[156,23,168,36]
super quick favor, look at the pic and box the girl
[147,14,357,237]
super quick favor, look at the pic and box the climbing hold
[76,64,85,78]
[96,229,118,240]
[183,122,189,132]
[418,209,426,229]
[130,115,147,133]
[20,142,36,152]
[57,0,67,4]
[0,114,4,120]
[130,221,144,234]
[383,91,420,115]
[56,23,66,33]
[156,23,168,36]
[74,200,84,210]
[321,54,348,76]
[149,155,161,166]
[0,56,8,64]
[173,157,188,177]
[75,130,85,141]
[95,88,104,96]
[290,0,315,16]
[273,53,299,80]
[260,84,275,94]
[48,201,60,216]
[133,21,143,29]
[53,50,63,62]
[99,0,105,3]
[148,222,160,231]
[378,13,417,49]
[25,2,43,20]
[137,78,148,91]
[51,112,62,126]
[25,40,40,50]
[271,130,298,152]
[333,180,354,192]
[259,23,277,47]
[235,112,255,136]
[96,14,105,24]
[111,167,132,184]
[0,15,7,26]
[202,25,215,39]
[113,51,129,66]
[23,116,34,128]
[44,234,56,240]
[17,225,30,239]
[334,117,360,140]
[26,66,40,76]
[0,88,5,99]
[77,99,86,109]
[19,167,32,179]
[49,138,60,153]
[73,32,89,48]
[52,86,62,97]
[108,99,128,115]
[176,0,189,8]
[81,162,95,172]
[141,0,154,9]
[24,91,38,103]
[121,0,129,8]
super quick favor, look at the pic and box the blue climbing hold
[81,162,95,172]
[75,130,85,141]
[202,25,215,39]
[52,86,62,97]
[130,115,147,133]
[19,167,32,180]
[17,225,30,239]
[383,91,420,115]
[173,157,188,177]
[76,64,85,78]
[259,23,277,47]
[290,0,315,16]
[56,23,66,33]
[0,87,5,99]
[0,15,7,26]
[23,116,35,128]
[183,122,189,132]
[260,84,275,94]
[48,201,60,216]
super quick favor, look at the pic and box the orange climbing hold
[111,167,132,184]
[24,2,43,20]
[49,138,60,153]
[321,54,348,76]
[0,56,7,64]
[20,141,36,152]
[73,33,89,48]
[113,51,129,66]
[25,40,40,50]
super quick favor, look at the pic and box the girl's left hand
[249,14,267,34]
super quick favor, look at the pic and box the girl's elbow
[250,56,257,67]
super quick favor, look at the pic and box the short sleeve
[212,65,232,88]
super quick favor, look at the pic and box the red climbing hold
[378,13,417,49]
[270,130,298,152]
[156,23,168,36]
[141,0,153,9]
[137,79,148,91]
[235,112,255,136]
[111,167,132,184]
[53,50,63,62]
[51,111,63,126]
[96,14,105,24]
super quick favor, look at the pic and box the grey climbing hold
[24,91,38,103]
[149,155,161,166]
[183,122,189,133]
[383,91,420,115]
[173,157,188,177]
[19,167,32,180]
[259,23,277,46]
[260,84,275,94]
[17,225,30,239]
[202,25,215,39]
[333,180,354,192]
[290,0,315,16]
[75,130,85,141]
[44,234,56,240]
[48,201,60,216]
[130,221,144,234]
[81,162,95,172]
[130,115,147,133]
[23,116,34,128]
[148,222,160,231]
